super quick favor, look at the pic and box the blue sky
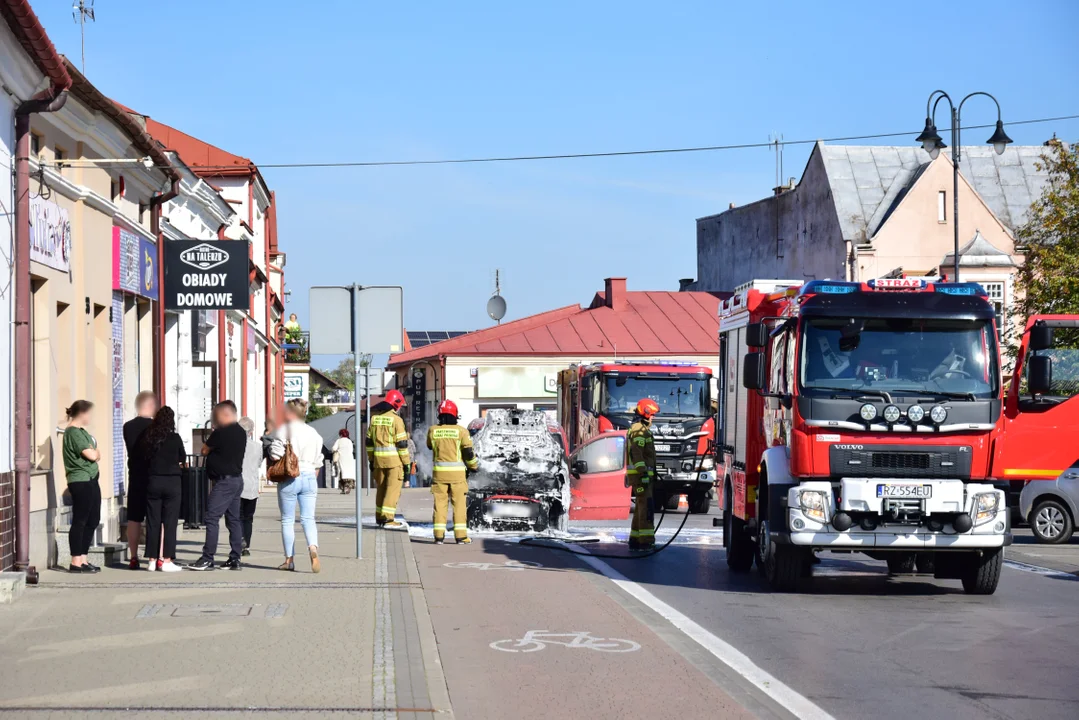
[33,0,1079,340]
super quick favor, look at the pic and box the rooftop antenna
[72,0,95,73]
[486,269,506,325]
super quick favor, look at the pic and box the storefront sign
[284,371,308,401]
[112,227,158,300]
[163,240,250,310]
[477,366,563,398]
[29,197,72,272]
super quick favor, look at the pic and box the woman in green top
[62,400,102,573]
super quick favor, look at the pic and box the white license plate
[654,444,671,453]
[876,484,932,498]
[491,503,537,518]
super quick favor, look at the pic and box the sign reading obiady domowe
[163,240,251,311]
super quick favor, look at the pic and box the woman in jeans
[62,400,101,573]
[139,406,186,572]
[269,399,324,572]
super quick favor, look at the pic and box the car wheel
[1030,499,1074,544]
[688,491,711,514]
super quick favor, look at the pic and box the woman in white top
[333,429,356,494]
[269,398,325,572]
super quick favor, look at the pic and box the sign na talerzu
[163,240,250,311]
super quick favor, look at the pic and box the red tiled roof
[388,278,725,367]
[0,0,70,91]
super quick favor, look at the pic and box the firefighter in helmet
[366,389,411,528]
[626,398,660,550]
[427,400,478,544]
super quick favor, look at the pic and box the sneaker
[159,561,182,573]
[241,548,251,557]
[220,558,242,571]
[128,557,141,570]
[67,564,93,573]
[84,562,101,573]
[147,559,157,572]
[455,537,472,545]
[184,557,215,571]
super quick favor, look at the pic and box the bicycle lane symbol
[490,631,641,653]
[443,560,543,571]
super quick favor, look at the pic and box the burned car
[468,409,570,532]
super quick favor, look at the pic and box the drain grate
[136,603,289,619]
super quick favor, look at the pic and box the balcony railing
[283,330,310,364]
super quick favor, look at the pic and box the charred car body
[468,409,571,532]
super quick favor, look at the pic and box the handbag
[266,424,300,483]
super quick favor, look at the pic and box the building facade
[689,142,1056,336]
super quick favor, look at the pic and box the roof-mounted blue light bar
[799,280,859,295]
[934,282,988,297]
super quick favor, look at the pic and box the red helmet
[438,400,459,418]
[635,398,660,419]
[386,389,406,410]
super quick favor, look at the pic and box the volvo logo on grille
[179,243,229,270]
[834,444,864,450]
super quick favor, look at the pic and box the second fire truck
[718,277,1079,594]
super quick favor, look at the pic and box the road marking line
[373,531,397,720]
[1004,559,1079,581]
[576,553,836,720]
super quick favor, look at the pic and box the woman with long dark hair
[138,406,186,572]
[62,400,101,573]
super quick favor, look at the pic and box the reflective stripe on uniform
[395,432,409,441]
[434,461,466,469]
[629,528,656,538]
[433,523,446,530]
[382,506,396,514]
[453,524,467,530]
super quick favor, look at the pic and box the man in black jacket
[187,401,247,571]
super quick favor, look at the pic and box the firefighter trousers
[630,483,655,548]
[431,479,468,540]
[373,466,405,523]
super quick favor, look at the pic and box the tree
[322,354,372,390]
[1015,140,1079,319]
[306,382,333,422]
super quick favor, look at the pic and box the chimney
[678,278,695,292]
[728,202,736,210]
[604,277,627,311]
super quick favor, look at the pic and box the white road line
[577,553,836,720]
[1004,559,1079,581]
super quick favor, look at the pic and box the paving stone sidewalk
[0,490,452,719]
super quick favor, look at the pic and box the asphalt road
[400,490,1079,719]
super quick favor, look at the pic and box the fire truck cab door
[997,320,1079,481]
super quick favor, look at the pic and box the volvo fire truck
[718,277,1079,594]
[557,362,716,512]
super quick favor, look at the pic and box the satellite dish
[487,294,506,322]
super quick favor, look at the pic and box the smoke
[410,423,433,479]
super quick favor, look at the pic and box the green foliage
[322,354,372,390]
[306,381,333,422]
[1015,140,1079,321]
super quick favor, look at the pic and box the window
[1020,330,1079,401]
[54,146,67,171]
[573,435,625,474]
[938,191,947,222]
[983,282,1006,342]
[30,133,42,157]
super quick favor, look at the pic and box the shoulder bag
[267,423,300,483]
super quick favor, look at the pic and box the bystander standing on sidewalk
[186,401,247,571]
[140,406,185,572]
[62,400,101,573]
[239,417,262,556]
[333,429,356,494]
[122,391,157,569]
[408,438,418,487]
[270,399,323,572]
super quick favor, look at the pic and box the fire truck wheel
[960,548,1003,595]
[664,494,680,512]
[886,553,917,574]
[724,483,754,572]
[688,491,711,514]
[758,518,803,592]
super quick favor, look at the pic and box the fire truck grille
[871,453,930,471]
[829,445,971,480]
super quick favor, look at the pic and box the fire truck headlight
[699,456,715,470]
[882,405,902,423]
[859,403,877,421]
[799,490,830,522]
[930,405,948,424]
[973,492,1000,525]
[906,405,925,423]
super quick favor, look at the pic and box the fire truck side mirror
[742,352,766,391]
[746,322,769,348]
[1028,354,1052,396]
[1029,324,1054,352]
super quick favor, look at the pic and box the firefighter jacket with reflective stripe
[625,420,656,486]
[367,409,411,469]
[427,424,478,481]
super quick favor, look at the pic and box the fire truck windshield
[604,375,711,417]
[799,317,999,399]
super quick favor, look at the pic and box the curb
[400,532,455,717]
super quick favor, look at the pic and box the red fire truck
[718,277,1079,594]
[558,362,716,512]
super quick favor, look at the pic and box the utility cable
[56,113,1079,171]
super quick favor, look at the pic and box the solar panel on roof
[406,330,471,348]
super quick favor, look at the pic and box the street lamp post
[916,91,1013,282]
